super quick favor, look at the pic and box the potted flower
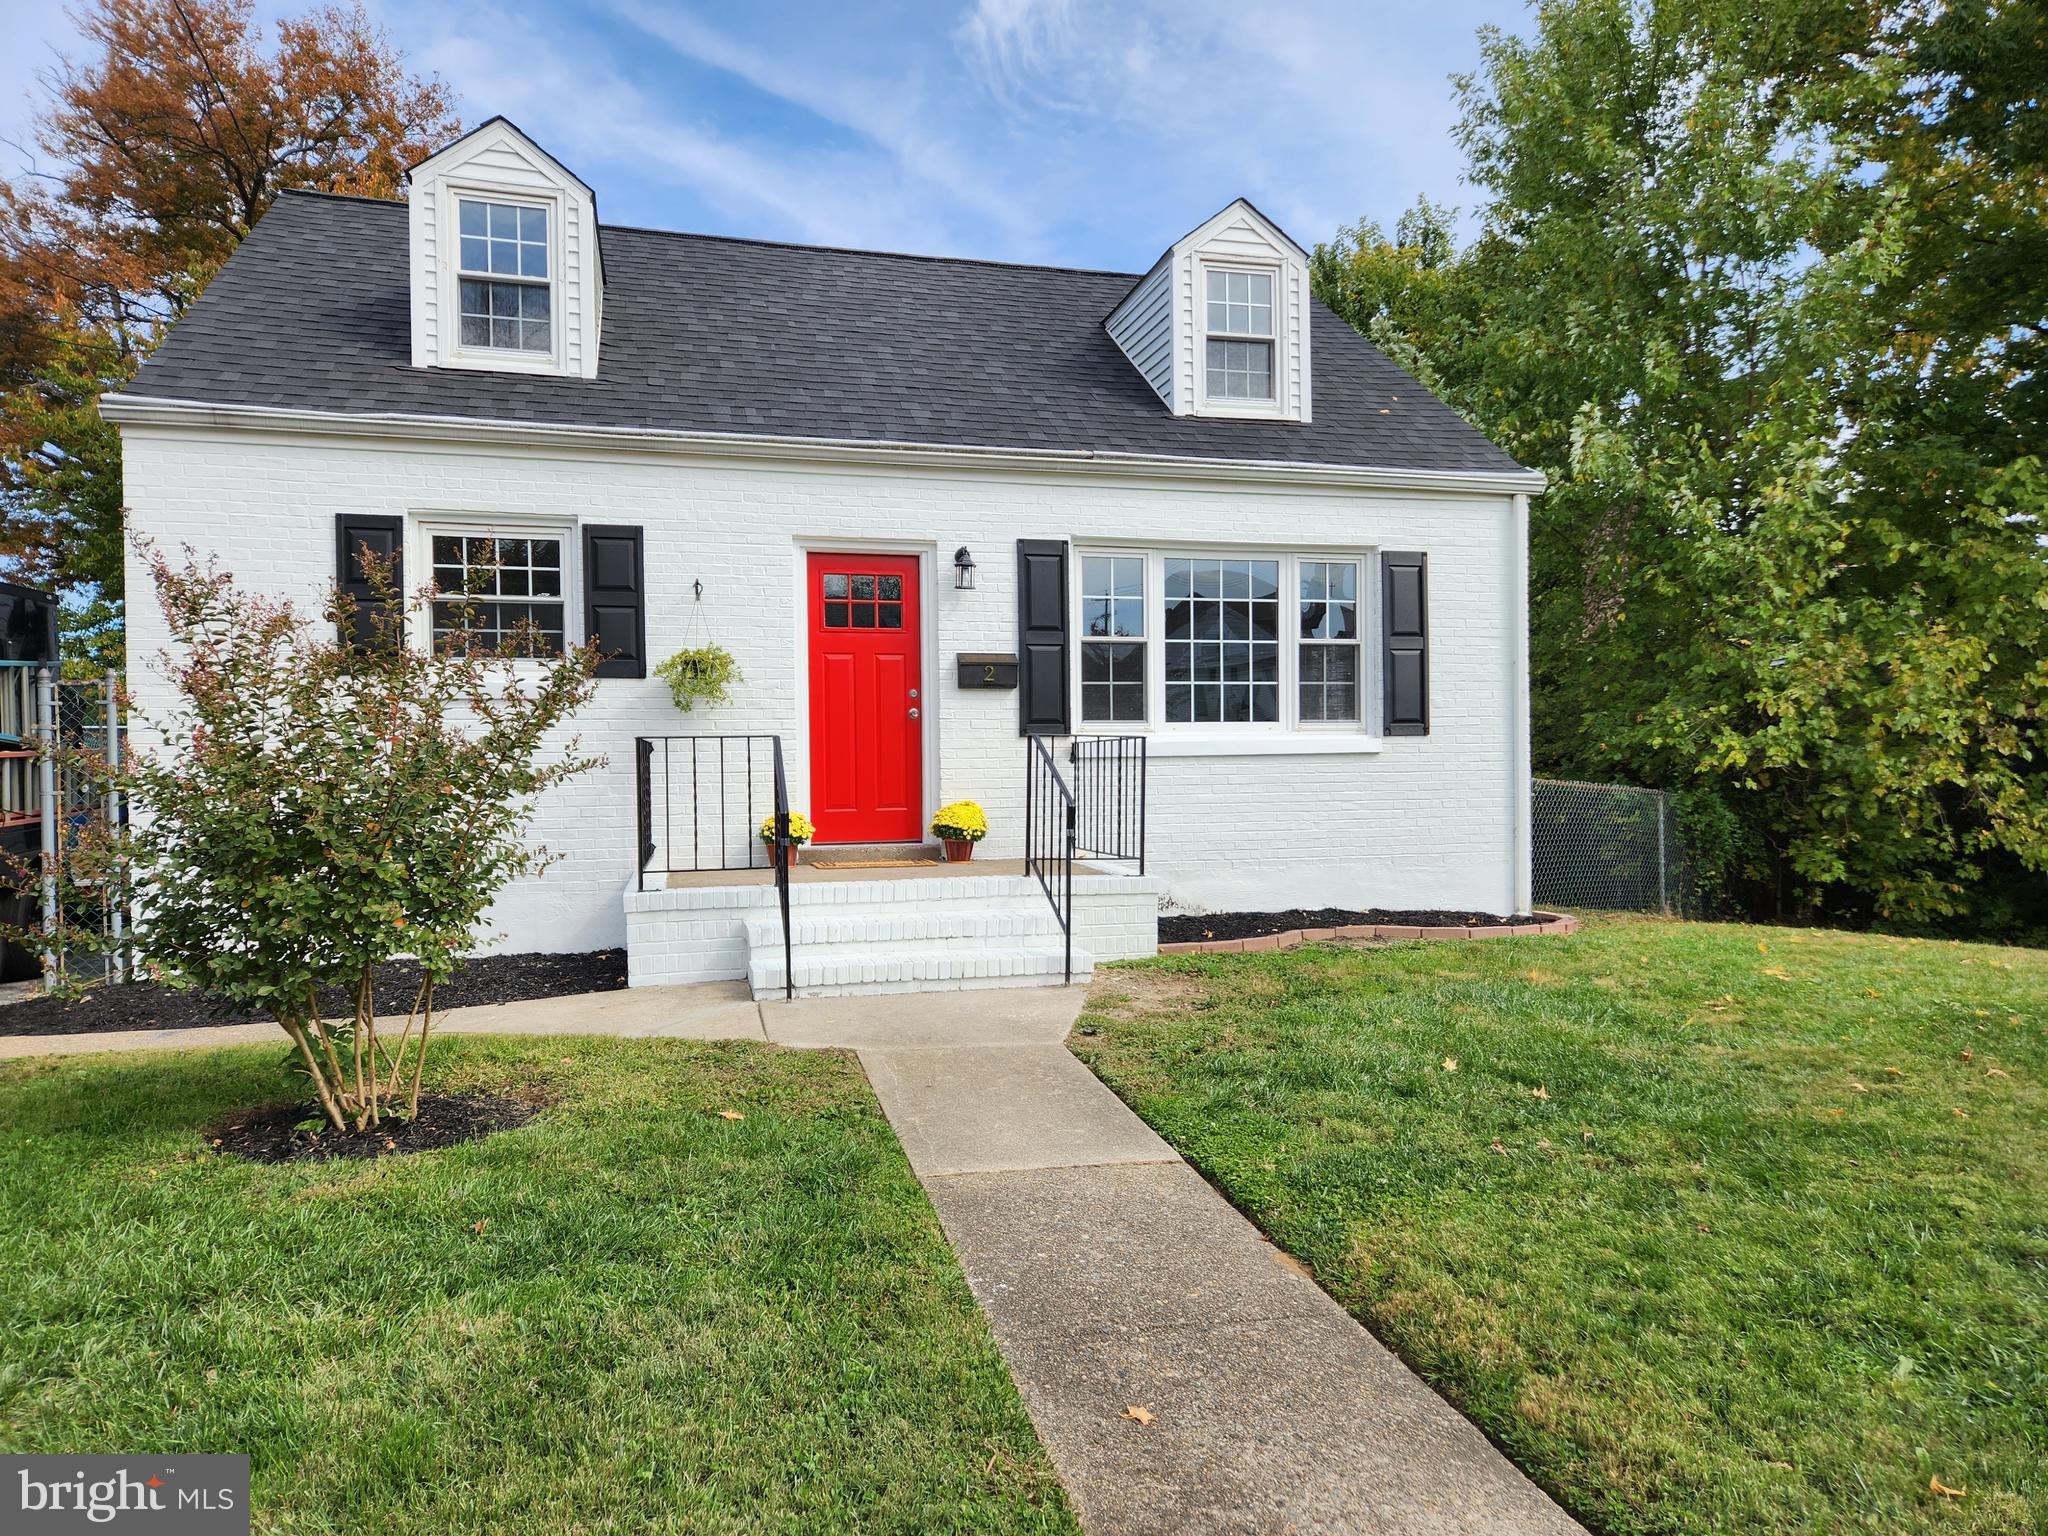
[930,800,988,862]
[758,810,815,867]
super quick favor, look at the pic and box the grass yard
[0,1037,1078,1535]
[1074,915,2047,1536]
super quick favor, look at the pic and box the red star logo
[146,1476,163,1488]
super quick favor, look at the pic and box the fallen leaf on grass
[1952,1107,1970,1119]
[1960,1049,1974,1062]
[716,1110,745,1121]
[1986,1067,2010,1080]
[1759,964,1792,979]
[1121,1405,1156,1426]
[1883,1066,1905,1077]
[1929,1476,1966,1499]
[1531,1085,1550,1101]
[471,1219,488,1235]
[1757,941,1770,954]
[1489,1140,1510,1155]
[1442,1057,1459,1072]
[1849,1081,1868,1093]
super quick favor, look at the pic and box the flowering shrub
[759,810,815,845]
[930,800,988,842]
[112,544,599,1132]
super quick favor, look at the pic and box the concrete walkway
[841,991,1587,1536]
[3,983,1586,1534]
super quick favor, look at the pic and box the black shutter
[335,514,403,646]
[1382,550,1429,736]
[582,524,646,678]
[1016,538,1069,736]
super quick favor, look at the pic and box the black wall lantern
[953,546,976,590]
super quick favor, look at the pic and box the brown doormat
[807,857,941,869]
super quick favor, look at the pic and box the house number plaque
[956,652,1019,690]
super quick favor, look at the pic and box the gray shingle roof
[122,190,1527,478]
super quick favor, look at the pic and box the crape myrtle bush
[84,544,598,1130]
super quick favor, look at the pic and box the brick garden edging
[1157,912,1579,956]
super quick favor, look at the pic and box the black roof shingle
[122,190,1527,478]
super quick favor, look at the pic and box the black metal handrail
[633,733,793,1000]
[769,738,794,1000]
[1025,734,1076,984]
[634,735,783,888]
[1070,735,1146,873]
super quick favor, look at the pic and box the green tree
[1314,0,2048,937]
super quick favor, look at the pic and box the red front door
[807,553,923,843]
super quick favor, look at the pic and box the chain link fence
[1532,778,1697,916]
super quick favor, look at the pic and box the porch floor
[662,858,1127,890]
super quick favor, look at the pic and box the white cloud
[954,0,1083,109]
[601,0,1037,240]
[411,18,962,253]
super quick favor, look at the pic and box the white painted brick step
[744,909,1063,949]
[748,941,1093,1000]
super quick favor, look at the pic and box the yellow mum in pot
[932,801,988,861]
[758,810,816,845]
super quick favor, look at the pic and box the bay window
[1077,549,1371,734]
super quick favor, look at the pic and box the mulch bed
[1159,908,1538,945]
[205,1092,534,1164]
[0,949,627,1038]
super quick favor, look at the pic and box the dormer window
[457,199,551,353]
[1204,269,1274,402]
[1105,200,1310,421]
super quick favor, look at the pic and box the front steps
[745,905,1088,998]
[623,868,1162,998]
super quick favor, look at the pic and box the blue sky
[0,0,1532,273]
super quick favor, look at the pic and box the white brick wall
[120,423,1528,954]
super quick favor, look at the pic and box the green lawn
[1074,915,2047,1536]
[0,1037,1077,1535]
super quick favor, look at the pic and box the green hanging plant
[656,644,742,712]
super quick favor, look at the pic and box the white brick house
[104,119,1544,997]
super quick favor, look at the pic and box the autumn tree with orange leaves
[0,0,459,663]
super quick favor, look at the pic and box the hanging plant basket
[656,645,742,713]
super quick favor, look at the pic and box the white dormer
[407,117,602,379]
[1105,198,1311,423]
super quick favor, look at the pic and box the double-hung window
[457,198,552,354]
[1297,560,1361,722]
[1079,555,1146,723]
[1077,550,1368,733]
[1204,268,1274,402]
[427,526,568,656]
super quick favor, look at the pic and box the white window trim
[1071,545,1379,747]
[441,184,565,373]
[412,510,577,656]
[1194,257,1286,419]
